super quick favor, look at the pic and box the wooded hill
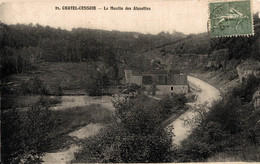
[0,23,186,79]
[129,13,259,73]
[1,13,259,80]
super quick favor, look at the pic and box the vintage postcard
[0,0,260,163]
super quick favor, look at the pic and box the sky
[0,0,260,34]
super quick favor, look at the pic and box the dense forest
[0,23,186,79]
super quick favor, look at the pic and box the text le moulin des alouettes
[57,6,151,10]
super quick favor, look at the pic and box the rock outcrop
[236,60,260,83]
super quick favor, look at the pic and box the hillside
[6,62,96,94]
[0,23,187,79]
[133,15,260,95]
[138,22,259,70]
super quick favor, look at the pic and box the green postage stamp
[209,0,254,37]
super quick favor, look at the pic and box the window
[171,87,173,90]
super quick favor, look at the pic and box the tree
[74,96,175,163]
[2,98,56,163]
[159,94,188,119]
[19,77,49,95]
[253,12,260,24]
[2,109,23,163]
[103,48,119,82]
[85,71,110,96]
[232,75,260,103]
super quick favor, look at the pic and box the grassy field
[1,95,61,110]
[7,62,96,95]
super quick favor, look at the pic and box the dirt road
[168,75,221,146]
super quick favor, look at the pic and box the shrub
[159,94,188,119]
[85,72,110,96]
[23,103,54,153]
[160,48,166,52]
[161,52,167,56]
[177,99,243,162]
[126,83,141,93]
[227,70,238,81]
[19,77,49,95]
[1,85,14,95]
[232,75,260,103]
[74,96,175,163]
[2,100,56,163]
[2,109,24,163]
[38,96,62,106]
[54,86,63,96]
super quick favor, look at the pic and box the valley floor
[41,75,222,163]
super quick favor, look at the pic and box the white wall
[144,85,188,95]
[130,76,142,85]
[172,85,189,94]
[124,70,132,84]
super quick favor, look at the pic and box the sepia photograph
[0,0,260,163]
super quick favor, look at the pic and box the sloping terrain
[7,62,95,94]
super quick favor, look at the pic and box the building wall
[236,60,260,83]
[142,73,167,85]
[125,69,189,95]
[124,70,132,84]
[156,85,173,95]
[144,84,188,95]
[130,76,142,85]
[172,85,189,94]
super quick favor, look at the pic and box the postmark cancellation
[209,0,254,37]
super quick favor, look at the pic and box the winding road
[168,75,222,146]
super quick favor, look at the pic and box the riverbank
[39,95,116,163]
[42,123,104,163]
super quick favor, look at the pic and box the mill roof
[169,74,188,85]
